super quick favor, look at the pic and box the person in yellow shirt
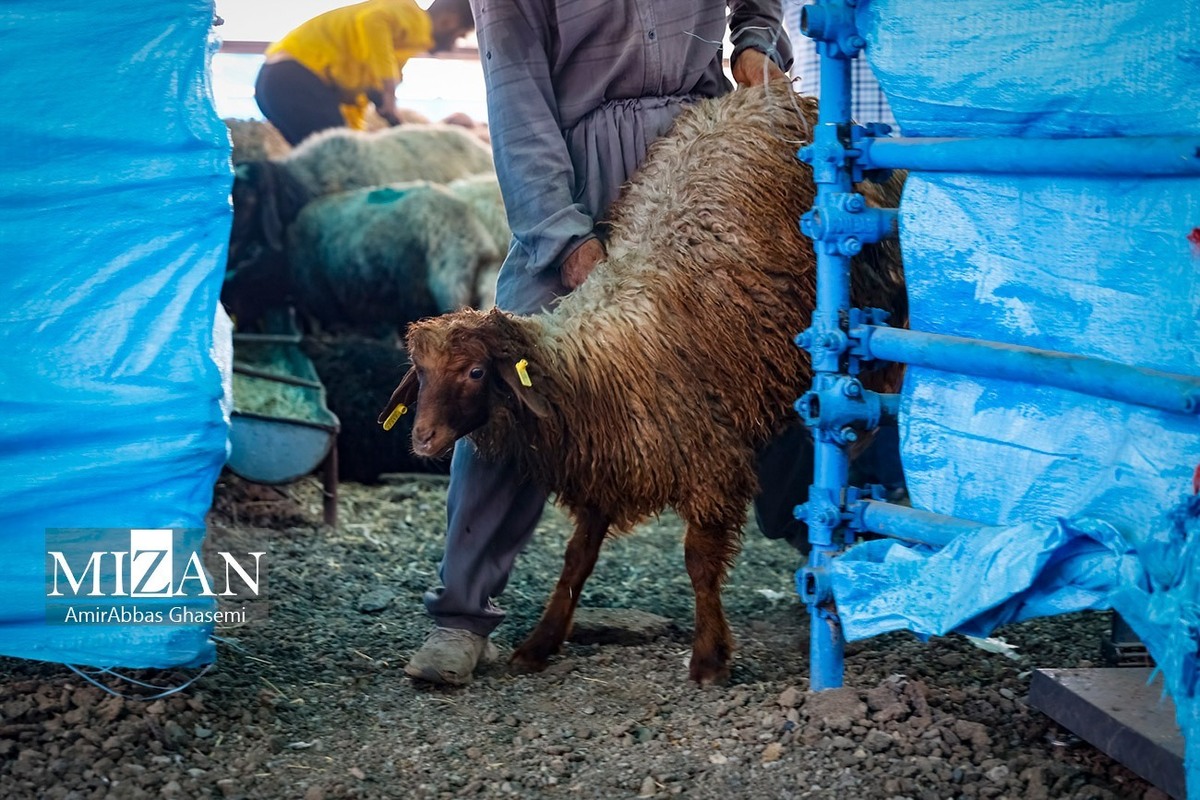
[254,0,474,145]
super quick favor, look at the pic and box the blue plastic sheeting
[893,172,1200,527]
[829,0,1200,794]
[0,2,231,667]
[857,0,1200,139]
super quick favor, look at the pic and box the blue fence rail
[860,136,1200,177]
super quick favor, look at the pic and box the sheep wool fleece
[426,0,793,635]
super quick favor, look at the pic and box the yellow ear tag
[515,359,533,388]
[382,403,407,431]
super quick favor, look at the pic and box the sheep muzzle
[410,418,459,458]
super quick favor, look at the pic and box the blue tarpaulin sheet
[0,2,231,667]
[830,0,1200,794]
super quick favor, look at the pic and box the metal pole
[859,135,1200,176]
[861,326,1200,416]
[322,446,339,527]
[798,0,863,693]
[855,500,994,548]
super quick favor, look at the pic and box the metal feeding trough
[227,327,341,524]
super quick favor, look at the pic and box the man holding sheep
[404,0,793,685]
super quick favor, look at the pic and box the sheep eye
[468,367,485,380]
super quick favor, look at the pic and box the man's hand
[376,78,401,125]
[560,238,606,290]
[732,49,786,88]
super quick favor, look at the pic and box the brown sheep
[378,80,906,685]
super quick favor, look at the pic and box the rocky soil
[0,474,1168,799]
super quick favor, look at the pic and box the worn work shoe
[404,626,499,685]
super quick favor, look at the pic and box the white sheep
[278,122,494,197]
[223,117,291,164]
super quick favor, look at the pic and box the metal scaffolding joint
[800,0,865,60]
[800,193,899,256]
[794,378,889,436]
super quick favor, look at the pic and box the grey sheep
[447,174,509,309]
[226,124,495,313]
[378,81,907,686]
[225,181,501,334]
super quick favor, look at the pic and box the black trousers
[254,60,347,147]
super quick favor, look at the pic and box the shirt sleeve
[728,0,794,73]
[472,0,596,276]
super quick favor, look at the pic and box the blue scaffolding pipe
[858,136,1200,176]
[860,326,1200,416]
[855,500,994,549]
[802,16,856,693]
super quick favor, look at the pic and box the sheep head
[228,161,303,269]
[222,161,309,329]
[377,308,551,458]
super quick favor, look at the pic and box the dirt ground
[0,473,1167,799]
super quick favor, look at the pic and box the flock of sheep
[223,111,503,481]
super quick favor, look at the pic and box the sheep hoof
[509,643,554,673]
[688,656,732,687]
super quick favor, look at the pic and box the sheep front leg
[511,511,610,673]
[683,522,741,686]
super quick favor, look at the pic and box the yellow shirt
[266,0,434,127]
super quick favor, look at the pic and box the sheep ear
[496,359,552,419]
[377,367,419,428]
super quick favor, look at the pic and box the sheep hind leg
[683,520,742,686]
[510,510,610,673]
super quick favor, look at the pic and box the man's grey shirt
[470,0,793,294]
